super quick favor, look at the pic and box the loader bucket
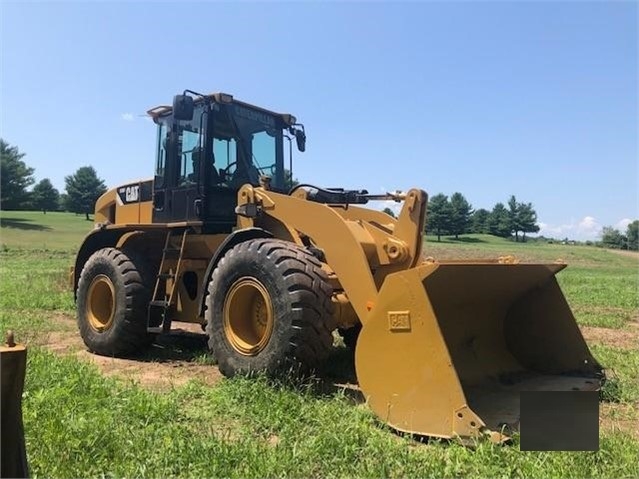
[355,262,603,442]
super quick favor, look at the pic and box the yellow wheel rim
[223,277,274,356]
[86,274,116,332]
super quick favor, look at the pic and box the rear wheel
[206,239,335,376]
[76,247,153,356]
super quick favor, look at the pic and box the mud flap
[355,262,603,442]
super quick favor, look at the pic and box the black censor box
[520,391,599,451]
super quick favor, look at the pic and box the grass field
[1,210,637,478]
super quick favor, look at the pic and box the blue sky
[1,1,636,240]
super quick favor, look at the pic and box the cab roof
[146,92,297,126]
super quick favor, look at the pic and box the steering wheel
[218,161,238,183]
[221,161,238,175]
[255,164,277,176]
[220,160,260,187]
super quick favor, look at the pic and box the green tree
[382,207,396,218]
[601,226,626,249]
[489,202,511,238]
[449,192,473,239]
[426,193,452,242]
[58,193,69,212]
[471,208,491,234]
[507,195,522,241]
[518,202,540,241]
[31,178,60,214]
[626,220,639,251]
[0,139,35,210]
[64,166,108,220]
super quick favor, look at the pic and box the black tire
[205,239,335,377]
[339,324,361,350]
[76,247,153,356]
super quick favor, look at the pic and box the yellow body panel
[94,182,153,226]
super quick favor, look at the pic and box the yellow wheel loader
[72,90,603,443]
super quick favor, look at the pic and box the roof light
[281,114,296,126]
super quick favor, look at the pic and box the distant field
[0,210,92,251]
[0,211,637,478]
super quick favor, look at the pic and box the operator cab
[148,92,305,232]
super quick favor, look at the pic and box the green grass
[0,250,75,312]
[1,213,638,478]
[0,210,92,252]
[22,349,639,478]
[594,345,639,404]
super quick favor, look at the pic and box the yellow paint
[86,275,116,332]
[223,277,274,356]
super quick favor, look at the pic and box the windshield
[211,103,284,189]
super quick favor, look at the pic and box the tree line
[1,139,107,219]
[600,222,639,251]
[426,192,539,242]
[383,192,540,242]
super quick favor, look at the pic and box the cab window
[155,122,168,186]
[178,126,202,185]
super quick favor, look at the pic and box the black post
[1,331,29,478]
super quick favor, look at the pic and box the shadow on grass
[0,217,52,231]
[130,328,366,402]
[139,329,209,362]
[266,346,364,404]
[443,236,487,244]
[319,346,365,403]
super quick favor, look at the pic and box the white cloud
[378,186,403,216]
[615,218,632,230]
[536,216,602,241]
[121,113,134,122]
[381,200,402,216]
[577,216,600,235]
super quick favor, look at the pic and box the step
[149,300,169,309]
[163,248,182,258]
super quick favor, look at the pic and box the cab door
[152,116,204,223]
[171,122,203,222]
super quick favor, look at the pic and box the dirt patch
[42,314,223,391]
[74,349,222,390]
[581,325,638,350]
[607,249,639,259]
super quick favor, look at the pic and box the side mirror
[295,129,306,152]
[173,94,194,121]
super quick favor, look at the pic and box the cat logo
[116,181,152,206]
[125,185,139,202]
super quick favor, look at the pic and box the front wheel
[76,247,153,356]
[205,239,335,377]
